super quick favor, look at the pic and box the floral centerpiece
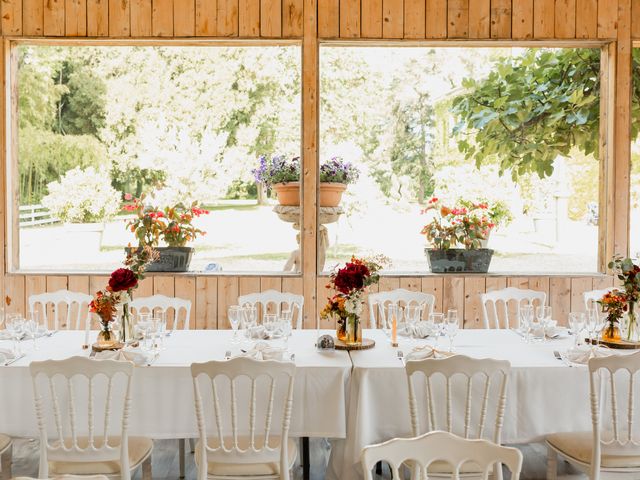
[608,256,640,342]
[597,290,627,342]
[90,246,158,347]
[420,197,497,273]
[123,194,209,272]
[252,155,359,207]
[321,255,388,345]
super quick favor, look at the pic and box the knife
[3,353,25,366]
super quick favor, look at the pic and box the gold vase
[602,319,621,342]
[336,316,347,342]
[345,315,362,346]
[97,321,118,348]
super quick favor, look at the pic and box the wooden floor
[8,437,586,479]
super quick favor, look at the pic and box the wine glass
[445,314,459,352]
[519,305,535,342]
[24,318,39,350]
[242,305,257,334]
[136,318,152,351]
[536,306,552,341]
[280,309,293,349]
[153,315,167,350]
[568,312,586,348]
[586,306,601,351]
[405,305,421,345]
[6,315,25,356]
[428,312,444,349]
[264,313,278,338]
[228,305,242,344]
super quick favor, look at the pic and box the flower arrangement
[124,194,210,248]
[321,255,388,345]
[598,289,627,341]
[252,155,360,188]
[608,256,640,342]
[42,167,120,223]
[90,246,158,344]
[420,197,497,250]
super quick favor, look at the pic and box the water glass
[586,306,601,349]
[153,315,167,350]
[445,314,459,352]
[242,305,257,330]
[6,315,25,356]
[428,312,444,348]
[228,305,242,343]
[568,312,586,347]
[280,309,293,349]
[536,306,553,337]
[405,305,421,344]
[136,319,152,351]
[24,319,39,350]
[519,305,535,342]
[264,313,278,337]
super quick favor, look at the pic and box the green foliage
[224,179,258,199]
[19,127,107,204]
[452,48,603,179]
[110,165,166,198]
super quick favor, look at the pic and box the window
[319,46,602,273]
[11,43,301,273]
[628,48,640,259]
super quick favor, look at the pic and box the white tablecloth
[326,329,598,480]
[0,330,351,439]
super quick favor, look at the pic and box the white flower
[345,296,363,316]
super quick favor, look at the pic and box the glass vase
[602,319,621,342]
[336,316,347,342]
[97,321,118,348]
[625,302,639,342]
[345,315,362,346]
[119,303,134,344]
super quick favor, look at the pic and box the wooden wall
[0,0,636,329]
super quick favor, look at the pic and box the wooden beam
[44,0,65,35]
[2,0,23,35]
[490,0,510,38]
[340,0,360,37]
[302,0,318,329]
[261,0,282,36]
[174,0,196,36]
[195,0,217,35]
[238,0,259,36]
[131,0,152,36]
[283,0,303,37]
[318,0,338,37]
[554,0,575,38]
[65,0,88,36]
[362,0,383,37]
[448,0,469,38]
[512,0,533,38]
[383,0,404,38]
[576,0,597,37]
[533,0,554,38]
[152,0,174,35]
[216,0,238,36]
[87,0,108,35]
[24,0,45,35]
[425,0,447,37]
[109,0,131,36]
[469,0,490,38]
[597,0,617,39]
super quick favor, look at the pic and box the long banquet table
[0,327,620,480]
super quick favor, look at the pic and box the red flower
[108,268,138,292]
[333,262,370,294]
[124,193,133,201]
[122,204,137,212]
[148,211,164,219]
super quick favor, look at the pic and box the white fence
[19,204,58,227]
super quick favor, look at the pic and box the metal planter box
[425,248,494,273]
[126,247,194,272]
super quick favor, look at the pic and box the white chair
[481,287,547,329]
[128,294,192,332]
[191,357,297,480]
[361,431,523,480]
[0,434,11,480]
[546,351,640,480]
[238,290,304,330]
[30,356,152,480]
[583,288,616,313]
[368,289,436,329]
[28,290,93,331]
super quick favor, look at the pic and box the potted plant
[42,166,120,248]
[124,195,210,272]
[420,197,496,273]
[252,155,359,207]
[458,198,512,247]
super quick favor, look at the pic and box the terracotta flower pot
[272,182,347,207]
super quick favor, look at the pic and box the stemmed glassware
[24,317,39,350]
[429,312,444,349]
[228,305,242,344]
[153,315,167,350]
[264,313,278,337]
[519,305,535,342]
[586,306,602,352]
[406,305,420,345]
[536,306,552,340]
[568,312,586,348]
[6,315,25,356]
[280,309,293,349]
[445,311,459,352]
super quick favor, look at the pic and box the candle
[392,315,397,345]
[83,327,90,349]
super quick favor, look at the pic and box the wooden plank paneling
[152,0,174,35]
[490,0,511,37]
[2,0,23,35]
[383,0,404,37]
[448,0,469,37]
[239,277,261,296]
[464,277,486,328]
[261,0,282,36]
[174,0,196,35]
[533,0,554,37]
[216,0,238,36]
[442,277,464,316]
[65,0,87,36]
[195,276,217,329]
[340,0,360,36]
[283,0,303,36]
[362,0,383,37]
[25,275,46,312]
[529,276,550,299]
[87,0,108,35]
[469,0,490,38]
[5,276,25,315]
[576,0,597,37]
[135,277,154,297]
[400,277,421,291]
[512,0,533,38]
[597,0,617,38]
[318,0,338,36]
[571,277,593,313]
[109,0,131,35]
[217,276,239,329]
[153,275,175,296]
[175,276,196,328]
[282,276,303,295]
[554,0,575,38]
[131,0,153,35]
[403,0,425,37]
[23,0,45,35]
[68,276,90,294]
[238,0,259,35]
[633,0,640,38]
[422,277,444,312]
[593,275,615,289]
[317,277,333,329]
[485,277,507,292]
[426,0,448,37]
[196,0,216,34]
[44,0,66,35]
[549,277,571,325]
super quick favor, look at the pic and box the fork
[224,350,232,360]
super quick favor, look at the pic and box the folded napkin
[94,347,156,366]
[239,341,286,361]
[0,330,12,340]
[0,347,15,361]
[398,322,434,339]
[246,325,283,340]
[564,346,611,365]
[405,345,454,361]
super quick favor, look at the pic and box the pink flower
[124,193,133,201]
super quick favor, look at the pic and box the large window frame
[4,38,615,276]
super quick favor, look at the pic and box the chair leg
[142,455,152,480]
[179,438,186,479]
[1,445,12,480]
[189,437,195,454]
[547,445,558,480]
[301,436,310,480]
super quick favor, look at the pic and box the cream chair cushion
[48,437,152,475]
[547,431,640,468]
[195,436,297,476]
[0,434,10,453]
